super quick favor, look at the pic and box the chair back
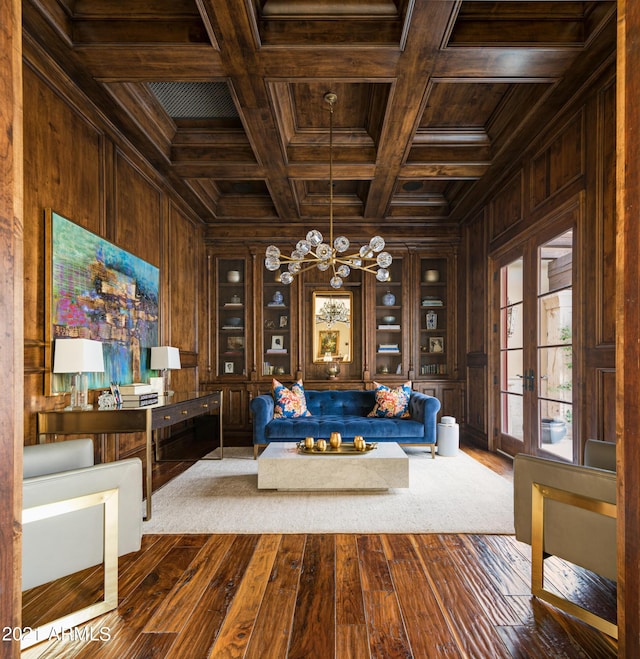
[584,439,616,472]
[23,438,94,478]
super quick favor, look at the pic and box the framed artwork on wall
[45,209,160,395]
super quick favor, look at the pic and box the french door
[493,226,575,461]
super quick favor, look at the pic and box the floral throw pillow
[272,378,311,418]
[367,381,412,418]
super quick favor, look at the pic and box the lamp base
[70,373,92,410]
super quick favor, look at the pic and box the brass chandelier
[264,92,392,289]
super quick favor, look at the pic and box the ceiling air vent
[147,82,238,119]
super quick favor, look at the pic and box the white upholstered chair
[22,439,142,648]
[513,439,617,638]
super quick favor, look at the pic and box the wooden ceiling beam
[73,45,225,81]
[363,1,459,219]
[433,48,577,80]
[195,0,302,219]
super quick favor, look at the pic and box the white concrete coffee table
[257,441,409,490]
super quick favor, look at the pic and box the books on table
[119,382,156,395]
[115,384,160,407]
[120,391,160,409]
[119,391,159,408]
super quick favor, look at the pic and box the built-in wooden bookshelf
[216,257,247,378]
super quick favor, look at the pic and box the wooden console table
[37,391,223,521]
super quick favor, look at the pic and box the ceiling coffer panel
[253,0,411,46]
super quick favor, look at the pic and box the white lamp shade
[151,346,181,370]
[53,338,105,373]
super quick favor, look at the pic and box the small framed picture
[426,311,437,330]
[224,361,234,374]
[279,315,288,328]
[429,336,444,353]
[271,335,284,350]
[227,336,244,352]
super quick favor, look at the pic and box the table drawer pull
[163,415,172,420]
[202,403,209,409]
[181,409,189,415]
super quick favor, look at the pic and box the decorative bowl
[382,315,396,323]
[226,317,242,327]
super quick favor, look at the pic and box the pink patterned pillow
[272,379,311,418]
[368,381,412,418]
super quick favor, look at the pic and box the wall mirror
[312,291,353,363]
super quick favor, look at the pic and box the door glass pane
[502,349,523,440]
[500,258,524,443]
[538,346,572,403]
[505,349,523,394]
[538,230,573,461]
[502,302,523,350]
[505,260,523,305]
[502,393,524,439]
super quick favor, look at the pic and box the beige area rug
[142,447,515,535]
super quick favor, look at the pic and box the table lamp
[151,346,181,396]
[53,338,105,410]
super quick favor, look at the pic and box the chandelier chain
[264,92,392,289]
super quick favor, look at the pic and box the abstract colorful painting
[47,210,159,394]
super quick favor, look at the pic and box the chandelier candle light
[265,92,392,289]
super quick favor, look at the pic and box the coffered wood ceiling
[23,0,616,242]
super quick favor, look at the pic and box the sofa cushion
[272,378,311,418]
[368,381,411,418]
[305,389,375,417]
[264,414,425,441]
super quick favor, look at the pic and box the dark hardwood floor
[21,442,617,658]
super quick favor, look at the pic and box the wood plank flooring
[21,443,618,658]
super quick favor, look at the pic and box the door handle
[524,369,535,391]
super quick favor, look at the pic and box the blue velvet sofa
[250,388,441,458]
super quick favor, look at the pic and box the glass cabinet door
[217,258,246,377]
[375,258,403,377]
[262,278,292,377]
[418,257,448,377]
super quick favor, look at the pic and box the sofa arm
[23,458,143,590]
[513,454,616,581]
[23,438,95,479]
[250,394,275,445]
[408,392,441,443]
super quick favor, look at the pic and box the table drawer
[151,395,219,430]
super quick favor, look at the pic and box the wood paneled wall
[21,44,204,464]
[1,0,24,646]
[464,209,488,442]
[462,60,617,451]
